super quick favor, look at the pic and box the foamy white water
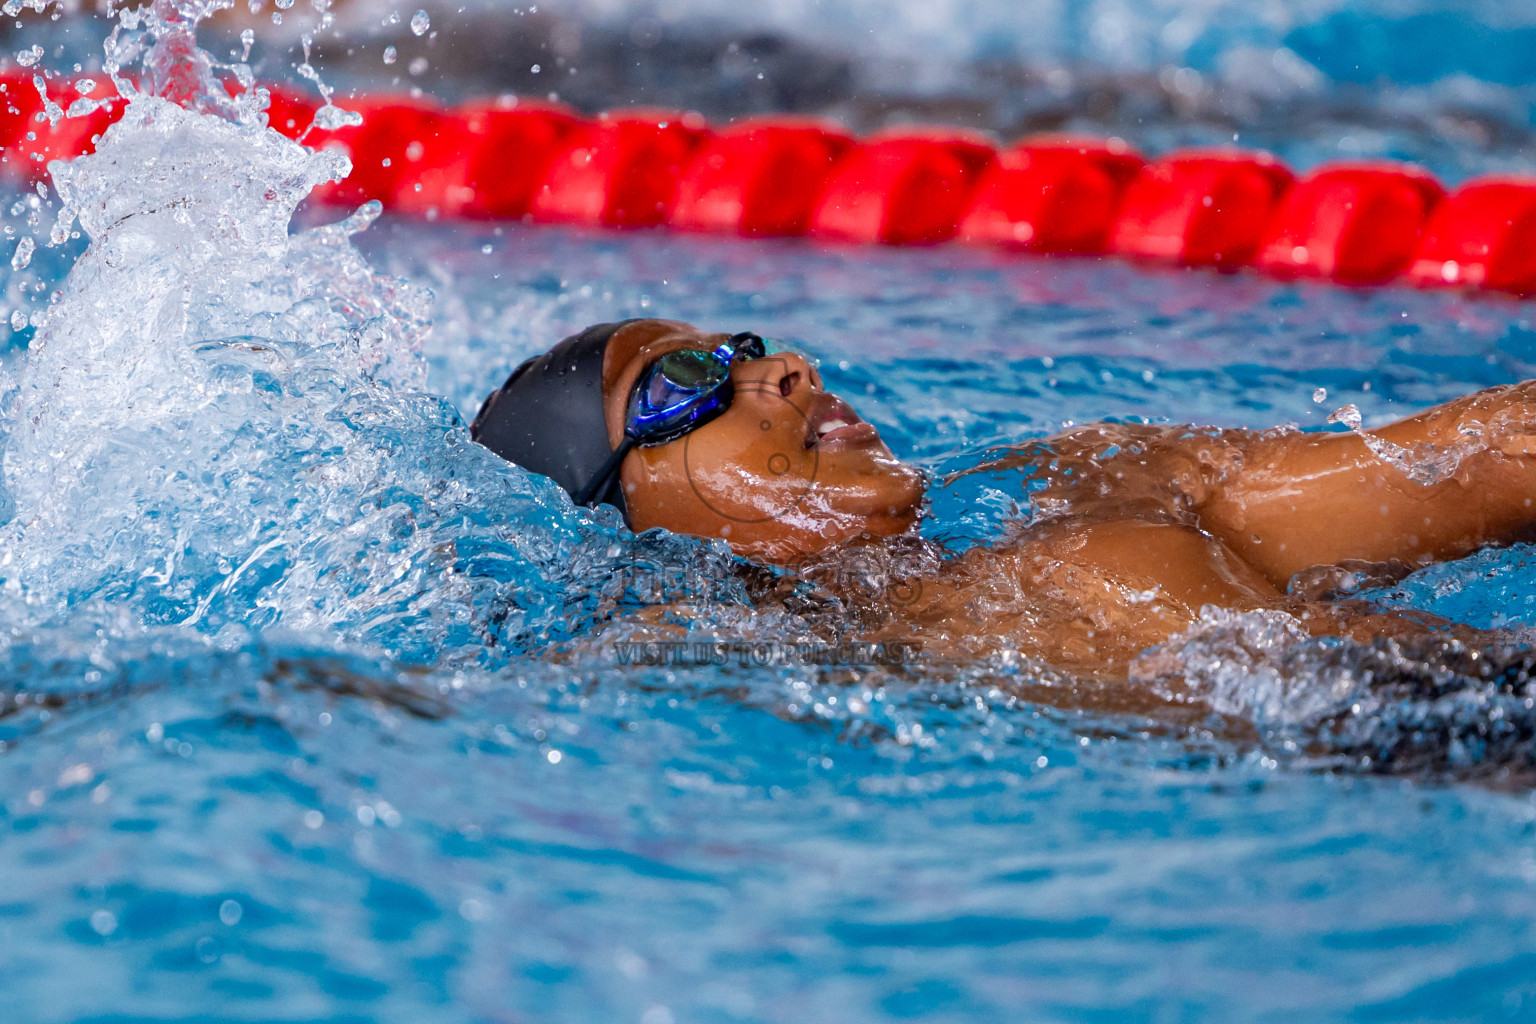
[0,6,1534,1022]
[0,0,735,662]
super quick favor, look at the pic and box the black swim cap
[470,320,639,517]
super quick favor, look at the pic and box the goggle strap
[723,332,766,360]
[573,434,637,508]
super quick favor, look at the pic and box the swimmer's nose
[732,350,822,404]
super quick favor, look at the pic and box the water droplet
[218,899,242,926]
[16,45,42,68]
[382,45,397,65]
[410,9,430,36]
[89,910,117,937]
[1312,387,1327,404]
[408,56,429,76]
[11,235,34,271]
[1327,404,1363,431]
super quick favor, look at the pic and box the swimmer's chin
[723,491,927,564]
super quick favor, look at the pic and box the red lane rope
[4,74,1536,298]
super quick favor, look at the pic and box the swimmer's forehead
[600,319,733,395]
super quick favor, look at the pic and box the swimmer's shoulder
[896,518,1283,670]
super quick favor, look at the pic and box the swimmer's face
[602,319,926,562]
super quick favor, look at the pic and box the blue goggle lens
[650,349,727,398]
[626,332,766,445]
[576,331,773,507]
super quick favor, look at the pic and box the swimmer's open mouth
[805,392,879,449]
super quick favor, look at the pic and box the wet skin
[597,319,1536,673]
[602,320,926,561]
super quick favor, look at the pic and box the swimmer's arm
[1193,382,1536,588]
[1040,518,1501,644]
[965,518,1287,671]
[1031,517,1285,611]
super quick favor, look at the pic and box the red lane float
[0,73,120,180]
[264,85,317,140]
[303,95,458,209]
[428,100,580,219]
[11,82,1536,300]
[1405,178,1536,296]
[811,133,995,245]
[1257,162,1444,284]
[381,98,581,219]
[266,90,581,219]
[529,109,710,229]
[959,136,1143,253]
[868,125,998,178]
[1111,150,1294,268]
[671,117,852,237]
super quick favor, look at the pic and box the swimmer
[472,318,1536,673]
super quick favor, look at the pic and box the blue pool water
[5,3,1536,1022]
[2,213,1535,1021]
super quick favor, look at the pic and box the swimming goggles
[574,331,768,507]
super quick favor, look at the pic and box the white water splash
[10,236,33,271]
[1327,402,1488,487]
[0,0,730,660]
[1138,606,1365,726]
